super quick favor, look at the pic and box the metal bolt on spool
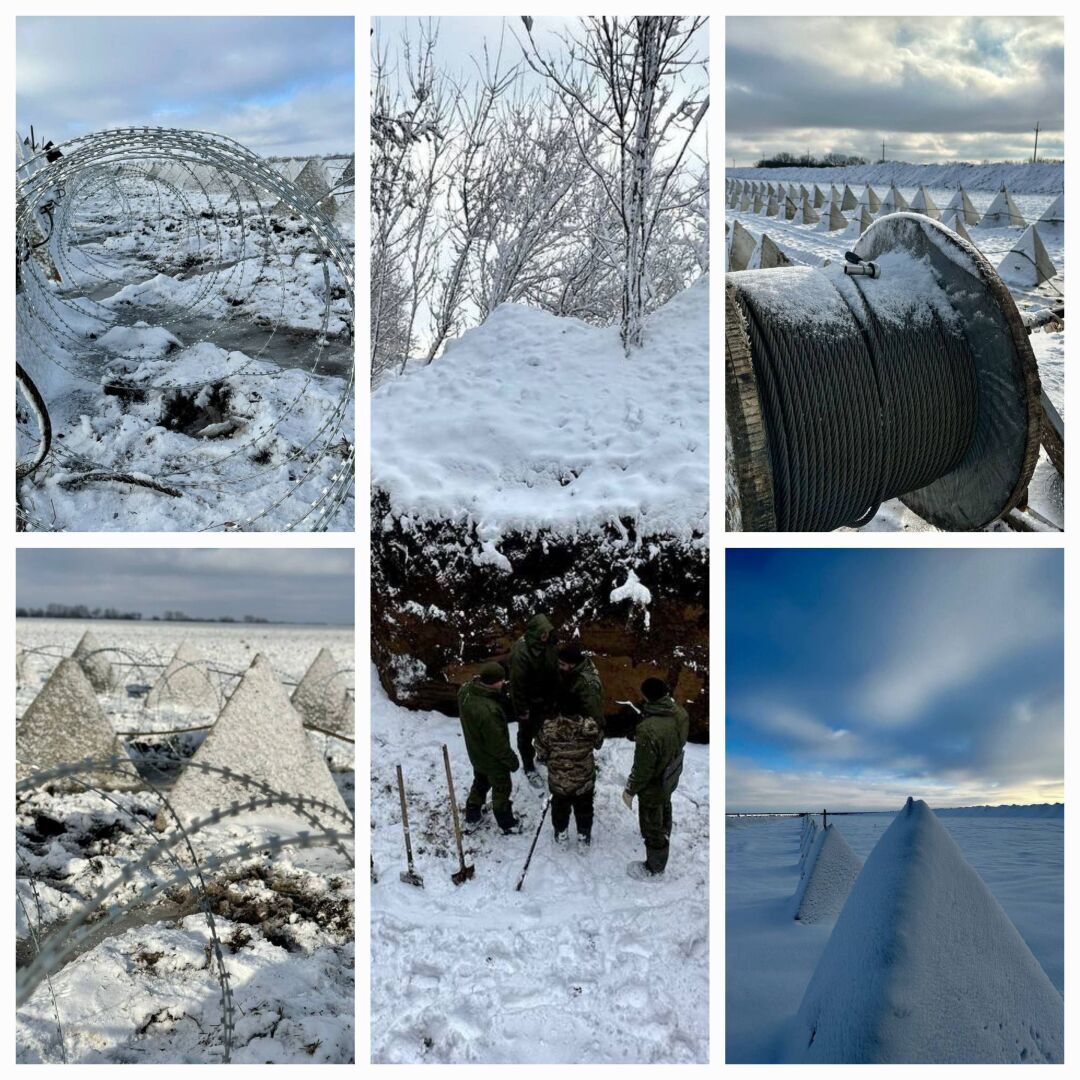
[726,212,1043,531]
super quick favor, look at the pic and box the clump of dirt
[161,382,236,438]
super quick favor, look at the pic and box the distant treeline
[754,152,869,169]
[16,603,269,624]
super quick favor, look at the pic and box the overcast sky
[16,16,353,157]
[727,16,1063,166]
[727,549,1063,813]
[17,549,354,625]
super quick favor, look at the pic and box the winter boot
[577,831,591,849]
[464,804,484,834]
[554,829,568,846]
[496,807,523,835]
[525,768,545,791]
[627,860,662,881]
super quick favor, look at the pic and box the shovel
[396,764,424,888]
[442,743,475,885]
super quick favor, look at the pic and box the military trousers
[638,796,673,874]
[466,769,513,826]
[551,788,594,839]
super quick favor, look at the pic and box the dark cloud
[17,16,354,156]
[16,549,354,625]
[726,16,1063,165]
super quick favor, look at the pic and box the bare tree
[521,16,709,351]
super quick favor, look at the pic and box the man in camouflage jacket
[458,662,521,834]
[557,641,605,722]
[621,677,690,878]
[535,711,604,845]
[509,613,559,783]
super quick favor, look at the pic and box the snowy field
[726,172,1064,531]
[726,810,1063,1063]
[17,161,354,532]
[16,619,355,1063]
[371,678,709,1063]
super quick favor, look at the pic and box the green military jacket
[509,613,559,717]
[626,695,690,802]
[458,678,519,778]
[559,657,605,722]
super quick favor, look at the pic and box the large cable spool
[726,212,1042,531]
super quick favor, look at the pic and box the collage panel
[15,549,356,1062]
[370,15,709,1064]
[16,16,355,533]
[726,547,1064,1064]
[725,16,1064,534]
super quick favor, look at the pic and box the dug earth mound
[371,502,708,740]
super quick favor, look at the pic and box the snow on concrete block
[838,184,857,211]
[765,193,779,217]
[812,184,825,208]
[879,183,909,214]
[791,823,863,924]
[816,201,848,232]
[789,797,1063,1064]
[979,186,1026,228]
[997,225,1057,288]
[909,184,940,219]
[16,658,141,789]
[752,192,763,214]
[728,219,756,272]
[796,195,820,225]
[164,653,350,834]
[945,186,980,225]
[858,185,881,213]
[783,195,798,221]
[144,641,220,713]
[292,647,353,734]
[72,630,116,692]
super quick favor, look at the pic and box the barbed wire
[16,128,355,532]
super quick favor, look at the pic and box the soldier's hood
[523,613,554,646]
[641,695,679,718]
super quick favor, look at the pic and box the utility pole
[1033,122,1040,163]
[881,139,885,164]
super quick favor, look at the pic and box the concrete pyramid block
[789,798,1063,1064]
[739,192,752,212]
[816,200,847,232]
[841,184,859,211]
[843,205,874,238]
[910,184,940,219]
[791,823,863,923]
[72,630,115,693]
[765,194,779,217]
[879,183,909,214]
[859,185,881,213]
[17,658,140,789]
[164,654,350,834]
[752,192,763,214]
[783,195,798,221]
[812,184,825,208]
[727,219,756,272]
[979,186,1026,228]
[997,225,1057,287]
[796,195,820,225]
[144,641,220,713]
[749,232,792,270]
[291,647,353,734]
[1036,193,1063,236]
[274,157,331,217]
[941,210,974,245]
[945,186,980,225]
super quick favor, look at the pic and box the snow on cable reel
[726,212,1044,531]
[15,128,354,532]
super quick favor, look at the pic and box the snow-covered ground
[726,175,1064,531]
[372,277,708,553]
[17,168,354,532]
[726,809,1063,1062]
[16,620,355,1063]
[370,677,709,1063]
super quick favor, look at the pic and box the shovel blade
[451,864,475,886]
[399,869,424,888]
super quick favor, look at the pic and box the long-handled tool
[396,764,424,887]
[515,795,551,892]
[442,744,475,885]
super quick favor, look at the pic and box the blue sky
[17,549,354,626]
[17,16,353,156]
[727,548,1063,812]
[727,16,1063,166]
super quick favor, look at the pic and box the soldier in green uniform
[458,662,522,834]
[557,642,605,723]
[621,677,689,879]
[509,613,559,788]
[535,710,604,847]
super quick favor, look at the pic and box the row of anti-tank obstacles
[784,799,1063,1063]
[726,182,1062,288]
[16,639,355,1063]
